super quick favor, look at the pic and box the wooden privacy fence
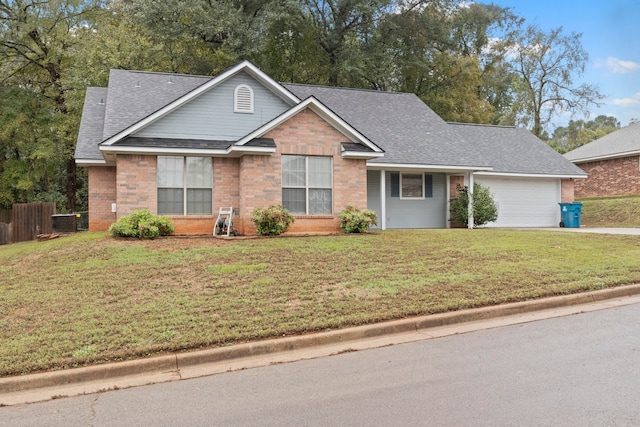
[0,222,9,245]
[0,209,12,245]
[1,203,56,244]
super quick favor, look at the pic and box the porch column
[446,174,451,228]
[467,172,474,229]
[380,170,386,230]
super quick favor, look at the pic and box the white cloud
[595,57,640,74]
[612,93,640,106]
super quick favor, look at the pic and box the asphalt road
[2,303,640,426]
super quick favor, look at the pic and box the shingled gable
[234,96,384,158]
[100,60,299,147]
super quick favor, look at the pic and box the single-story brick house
[75,61,585,234]
[564,123,640,198]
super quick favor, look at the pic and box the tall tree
[368,1,517,123]
[0,86,71,209]
[503,25,605,138]
[120,0,276,74]
[0,0,105,211]
[301,0,395,86]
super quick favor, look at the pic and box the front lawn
[2,229,640,376]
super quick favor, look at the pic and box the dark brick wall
[574,156,640,198]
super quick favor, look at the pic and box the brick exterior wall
[574,156,640,198]
[213,157,240,214]
[449,175,464,198]
[239,108,368,235]
[116,154,157,217]
[561,179,575,202]
[88,166,117,231]
[86,109,368,235]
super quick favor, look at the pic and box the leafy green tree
[0,0,105,211]
[371,1,519,123]
[0,87,62,209]
[450,183,498,228]
[547,115,620,153]
[300,0,395,86]
[258,2,330,84]
[503,25,605,138]
[120,0,275,74]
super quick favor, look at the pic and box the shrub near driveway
[2,229,640,376]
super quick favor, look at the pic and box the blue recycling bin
[559,202,583,228]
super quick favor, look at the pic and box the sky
[486,0,640,129]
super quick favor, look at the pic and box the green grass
[2,229,640,376]
[580,196,640,227]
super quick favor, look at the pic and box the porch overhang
[366,162,493,173]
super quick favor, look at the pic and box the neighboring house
[75,61,585,235]
[564,123,640,198]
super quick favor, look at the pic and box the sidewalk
[2,284,640,406]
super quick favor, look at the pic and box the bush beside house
[450,183,499,227]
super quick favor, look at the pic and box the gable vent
[234,84,254,114]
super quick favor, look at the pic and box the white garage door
[474,176,561,227]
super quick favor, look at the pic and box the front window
[401,173,424,199]
[282,155,332,214]
[157,156,212,215]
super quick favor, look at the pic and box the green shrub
[450,183,498,228]
[339,205,378,233]
[109,209,174,238]
[251,205,295,236]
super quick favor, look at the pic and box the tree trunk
[66,158,76,213]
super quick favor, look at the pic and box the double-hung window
[282,155,332,214]
[157,156,213,215]
[391,172,433,199]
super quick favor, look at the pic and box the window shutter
[390,172,399,197]
[425,174,433,198]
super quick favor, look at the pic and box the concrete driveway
[525,227,640,235]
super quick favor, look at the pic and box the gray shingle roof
[102,70,210,140]
[283,84,492,169]
[75,87,107,161]
[75,70,213,162]
[75,63,582,177]
[564,122,640,162]
[449,123,586,176]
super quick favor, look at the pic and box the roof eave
[474,171,588,179]
[341,151,385,160]
[75,158,107,166]
[366,162,493,172]
[100,143,275,158]
[568,150,640,164]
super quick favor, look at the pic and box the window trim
[400,172,425,200]
[282,155,333,215]
[234,84,254,114]
[157,156,213,216]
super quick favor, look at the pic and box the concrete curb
[3,283,640,404]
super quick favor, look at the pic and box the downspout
[467,172,474,229]
[380,170,386,230]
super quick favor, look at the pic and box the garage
[474,175,561,227]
